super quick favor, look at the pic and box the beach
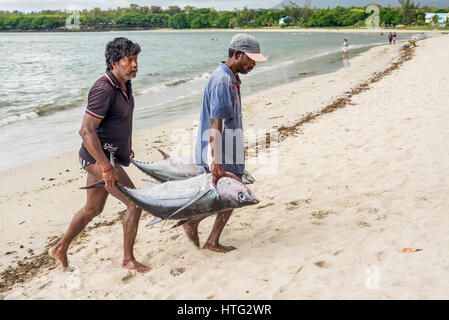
[1,32,449,299]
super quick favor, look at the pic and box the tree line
[0,1,448,31]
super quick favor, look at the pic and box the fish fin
[146,217,163,227]
[171,220,189,229]
[166,189,211,220]
[131,160,166,182]
[159,189,211,232]
[157,149,171,160]
[141,178,160,187]
[242,169,255,184]
[80,180,105,189]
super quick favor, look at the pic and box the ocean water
[0,30,421,172]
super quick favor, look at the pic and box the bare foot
[49,246,68,271]
[183,221,200,247]
[122,260,152,273]
[203,242,236,253]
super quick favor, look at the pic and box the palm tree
[399,0,420,25]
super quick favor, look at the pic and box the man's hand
[211,161,225,188]
[102,164,118,188]
[130,150,135,160]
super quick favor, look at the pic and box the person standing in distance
[342,38,350,59]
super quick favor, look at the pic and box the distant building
[425,13,449,27]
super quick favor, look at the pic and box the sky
[0,0,276,12]
[0,0,447,12]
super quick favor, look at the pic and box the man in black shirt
[50,37,151,273]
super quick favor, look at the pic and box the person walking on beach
[389,32,393,45]
[393,33,397,44]
[183,34,267,253]
[49,37,151,273]
[342,38,350,59]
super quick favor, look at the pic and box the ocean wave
[0,99,85,127]
[135,89,202,112]
[0,111,39,127]
[137,72,210,95]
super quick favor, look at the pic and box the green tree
[399,0,419,25]
[150,6,163,14]
[168,12,188,29]
[167,6,182,16]
[283,2,302,25]
[128,3,141,13]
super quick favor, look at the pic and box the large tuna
[117,173,259,228]
[132,149,256,184]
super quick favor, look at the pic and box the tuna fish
[132,149,256,184]
[117,173,259,228]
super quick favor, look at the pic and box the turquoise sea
[0,30,421,172]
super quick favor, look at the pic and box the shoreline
[0,32,410,174]
[2,34,449,298]
[0,27,446,34]
[0,39,401,176]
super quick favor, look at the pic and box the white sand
[1,33,449,299]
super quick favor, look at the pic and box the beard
[127,69,138,79]
[239,66,252,74]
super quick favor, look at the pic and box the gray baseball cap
[229,33,267,62]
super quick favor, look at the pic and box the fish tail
[80,180,105,189]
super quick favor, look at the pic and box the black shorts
[79,154,128,170]
[79,156,93,169]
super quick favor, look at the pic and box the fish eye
[238,193,246,201]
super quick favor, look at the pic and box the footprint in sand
[310,210,336,219]
[314,260,331,268]
[257,202,275,209]
[333,249,344,256]
[170,267,186,277]
[356,207,379,215]
[121,271,135,282]
[357,221,371,228]
[285,198,311,211]
[170,234,180,240]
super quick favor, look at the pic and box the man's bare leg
[110,164,151,273]
[203,209,236,253]
[182,218,203,247]
[49,164,151,273]
[49,171,109,271]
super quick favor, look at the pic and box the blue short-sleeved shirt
[195,62,244,175]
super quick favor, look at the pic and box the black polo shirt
[79,70,134,167]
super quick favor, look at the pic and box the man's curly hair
[105,37,141,71]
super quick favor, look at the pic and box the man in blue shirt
[187,34,267,253]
